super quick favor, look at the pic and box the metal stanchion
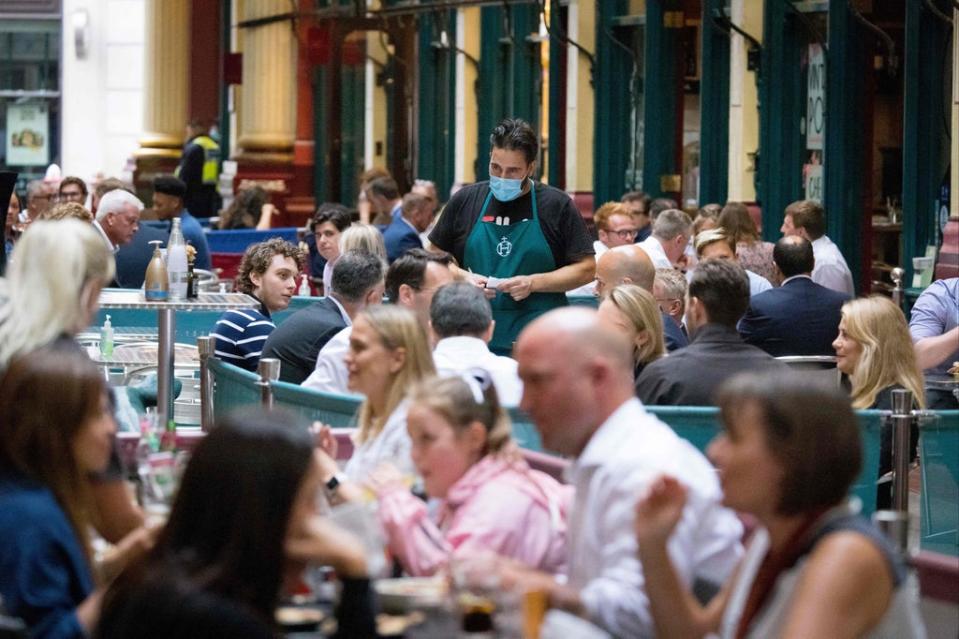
[197,336,214,432]
[891,267,904,311]
[257,358,281,408]
[890,389,913,513]
[872,388,914,555]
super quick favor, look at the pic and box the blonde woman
[339,223,388,264]
[317,305,435,488]
[597,284,666,379]
[833,295,925,508]
[367,374,567,576]
[0,219,114,369]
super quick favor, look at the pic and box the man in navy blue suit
[738,236,850,356]
[382,192,434,263]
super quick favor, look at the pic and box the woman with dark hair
[218,185,276,230]
[0,346,117,638]
[96,411,375,638]
[633,371,924,639]
[718,202,778,285]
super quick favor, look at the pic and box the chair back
[507,407,544,451]
[920,411,959,555]
[775,355,842,387]
[208,357,262,420]
[270,381,362,428]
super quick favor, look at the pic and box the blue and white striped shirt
[211,301,274,371]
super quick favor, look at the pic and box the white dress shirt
[637,236,674,269]
[811,235,854,296]
[567,240,607,297]
[301,325,352,394]
[343,399,415,482]
[565,398,743,638]
[432,336,524,406]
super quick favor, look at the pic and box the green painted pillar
[593,1,632,204]
[699,0,729,206]
[416,11,457,200]
[547,3,566,188]
[642,0,682,199]
[824,1,866,293]
[758,0,803,240]
[902,0,950,281]
[476,4,541,178]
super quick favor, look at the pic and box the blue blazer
[381,214,423,263]
[738,275,851,357]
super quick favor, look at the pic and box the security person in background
[175,119,221,218]
[428,118,595,355]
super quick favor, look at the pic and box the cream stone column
[364,30,389,169]
[727,0,762,201]
[235,0,296,160]
[564,0,595,192]
[137,0,189,157]
[454,7,480,185]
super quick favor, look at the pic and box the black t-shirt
[428,181,594,268]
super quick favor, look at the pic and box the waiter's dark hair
[490,118,538,164]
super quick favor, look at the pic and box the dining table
[96,289,259,429]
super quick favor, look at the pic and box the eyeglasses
[605,228,639,240]
[655,297,680,304]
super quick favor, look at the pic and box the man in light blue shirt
[909,277,959,409]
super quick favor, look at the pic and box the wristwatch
[325,473,347,497]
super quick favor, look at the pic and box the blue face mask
[489,175,526,202]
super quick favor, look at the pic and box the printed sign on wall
[806,44,825,151]
[6,103,49,166]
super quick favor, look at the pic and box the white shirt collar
[781,274,813,286]
[326,294,352,326]
[434,335,492,357]
[399,215,419,234]
[93,220,118,254]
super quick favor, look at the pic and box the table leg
[157,308,176,428]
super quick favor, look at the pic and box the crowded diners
[1,117,954,639]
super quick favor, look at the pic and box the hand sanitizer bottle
[100,315,114,358]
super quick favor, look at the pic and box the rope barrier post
[890,389,914,514]
[197,336,215,432]
[257,358,281,409]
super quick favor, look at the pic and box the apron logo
[496,236,513,257]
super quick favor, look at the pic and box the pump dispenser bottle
[144,240,168,301]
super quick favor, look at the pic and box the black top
[738,276,851,357]
[428,181,594,268]
[260,298,349,384]
[96,572,377,639]
[635,323,787,406]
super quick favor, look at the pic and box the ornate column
[134,0,190,197]
[233,0,301,223]
[235,0,296,161]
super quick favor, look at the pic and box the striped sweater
[211,301,274,372]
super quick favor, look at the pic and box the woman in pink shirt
[368,373,568,577]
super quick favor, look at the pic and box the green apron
[463,183,568,355]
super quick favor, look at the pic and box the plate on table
[375,577,448,614]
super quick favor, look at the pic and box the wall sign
[806,44,825,151]
[6,103,49,166]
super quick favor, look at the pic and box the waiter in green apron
[428,119,595,355]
